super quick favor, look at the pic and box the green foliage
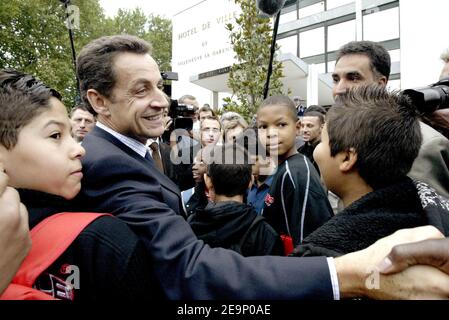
[147,14,172,72]
[0,0,172,109]
[223,0,285,121]
[102,9,173,73]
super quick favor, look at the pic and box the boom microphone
[256,0,287,16]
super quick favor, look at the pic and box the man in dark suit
[75,34,449,300]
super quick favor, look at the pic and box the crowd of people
[1,34,449,301]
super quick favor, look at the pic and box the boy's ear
[295,119,301,135]
[204,174,214,191]
[86,89,111,116]
[204,174,215,201]
[339,148,358,173]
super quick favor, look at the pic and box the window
[327,60,336,73]
[315,63,326,74]
[387,79,401,90]
[327,19,356,52]
[300,27,325,58]
[298,2,325,19]
[389,49,400,62]
[278,35,298,56]
[327,0,355,10]
[281,10,298,23]
[363,7,399,42]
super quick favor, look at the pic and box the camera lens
[403,79,449,114]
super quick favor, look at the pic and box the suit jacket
[408,122,449,198]
[159,142,178,186]
[77,126,334,300]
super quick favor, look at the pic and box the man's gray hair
[220,111,244,123]
[441,48,449,63]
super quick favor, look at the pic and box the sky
[99,0,202,18]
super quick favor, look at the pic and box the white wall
[171,0,241,106]
[400,0,449,89]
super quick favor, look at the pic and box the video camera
[168,99,197,131]
[403,76,449,114]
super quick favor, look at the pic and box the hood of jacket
[188,201,257,248]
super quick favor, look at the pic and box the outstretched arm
[335,226,449,299]
[0,169,31,294]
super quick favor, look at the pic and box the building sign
[198,66,232,80]
[173,1,240,70]
[172,0,242,100]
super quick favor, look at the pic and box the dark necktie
[149,142,164,173]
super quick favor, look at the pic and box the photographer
[179,94,201,142]
[420,48,449,139]
[167,99,201,191]
[169,99,199,150]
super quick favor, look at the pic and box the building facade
[172,0,449,108]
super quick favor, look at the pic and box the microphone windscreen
[256,0,287,16]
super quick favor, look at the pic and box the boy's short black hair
[302,111,325,125]
[205,144,252,197]
[305,105,327,115]
[258,95,297,121]
[0,69,62,150]
[327,85,422,189]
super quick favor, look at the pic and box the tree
[223,0,285,121]
[1,0,76,107]
[147,14,172,73]
[0,0,108,107]
[102,8,172,72]
[102,9,172,82]
[0,1,172,108]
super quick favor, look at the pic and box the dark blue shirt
[247,176,273,215]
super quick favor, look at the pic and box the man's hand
[428,110,449,130]
[422,110,449,137]
[378,238,449,275]
[335,226,449,299]
[0,169,31,294]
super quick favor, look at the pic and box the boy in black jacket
[188,144,283,256]
[294,85,449,258]
[257,96,333,247]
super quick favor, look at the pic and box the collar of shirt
[251,175,273,191]
[264,175,274,187]
[96,122,147,158]
[146,137,160,148]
